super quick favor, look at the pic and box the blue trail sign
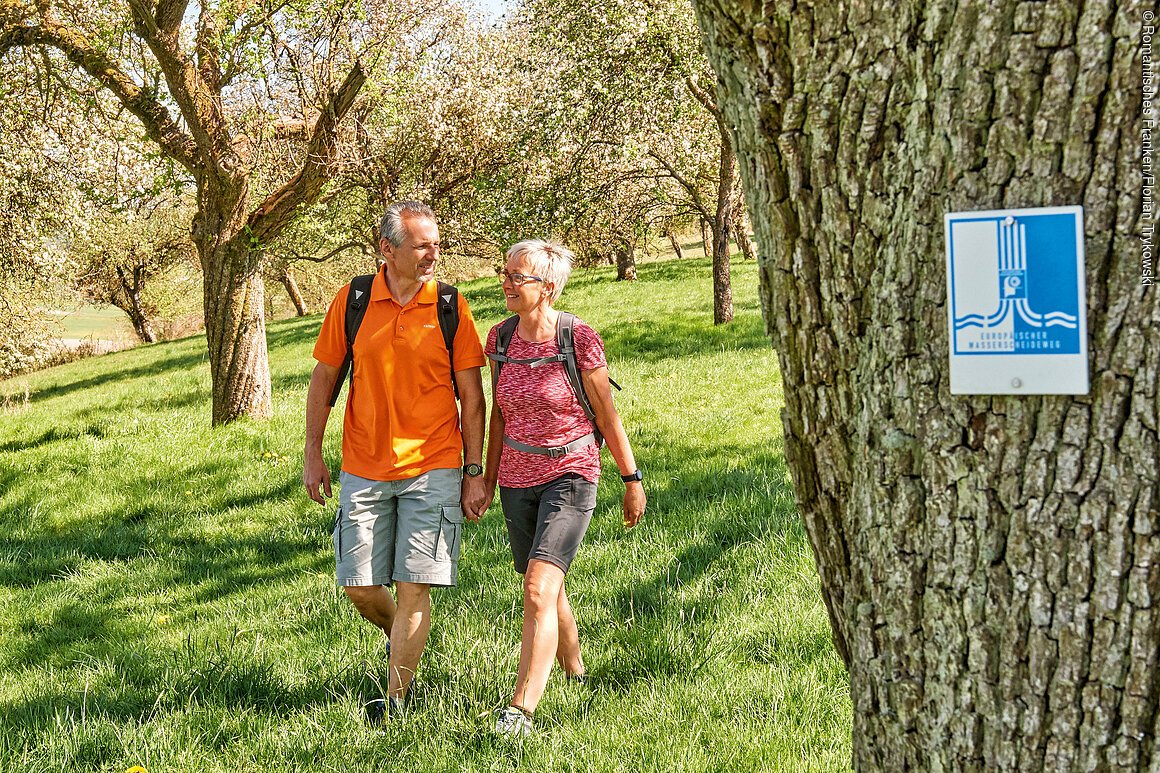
[944,206,1089,394]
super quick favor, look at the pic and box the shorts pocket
[332,506,343,557]
[435,504,464,562]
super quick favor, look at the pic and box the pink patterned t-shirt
[485,316,608,487]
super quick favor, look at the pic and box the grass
[0,257,851,772]
[44,306,136,343]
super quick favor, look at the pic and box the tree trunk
[114,264,157,343]
[124,300,157,344]
[615,242,638,281]
[693,0,1154,770]
[736,202,756,262]
[280,266,308,316]
[711,133,736,325]
[700,218,712,259]
[194,197,273,425]
[666,229,685,260]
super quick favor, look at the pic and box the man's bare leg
[388,581,432,699]
[343,585,397,638]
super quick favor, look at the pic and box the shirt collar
[370,267,438,305]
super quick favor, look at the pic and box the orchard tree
[257,10,528,299]
[519,0,740,321]
[0,0,436,423]
[693,0,1154,769]
[351,9,533,265]
[72,193,196,343]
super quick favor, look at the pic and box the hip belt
[503,433,597,459]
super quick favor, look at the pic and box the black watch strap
[463,463,483,477]
[621,469,643,483]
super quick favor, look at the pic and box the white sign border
[944,205,1089,395]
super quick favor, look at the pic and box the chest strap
[486,352,567,367]
[503,433,597,459]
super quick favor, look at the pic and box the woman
[479,240,646,738]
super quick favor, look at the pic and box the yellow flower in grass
[155,615,170,625]
[126,766,149,773]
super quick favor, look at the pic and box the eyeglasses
[499,270,545,286]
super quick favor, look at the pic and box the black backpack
[488,312,619,445]
[328,274,460,407]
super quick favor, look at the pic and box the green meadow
[0,258,851,772]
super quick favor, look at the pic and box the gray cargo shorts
[334,468,464,587]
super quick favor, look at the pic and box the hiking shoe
[493,706,533,738]
[364,696,404,726]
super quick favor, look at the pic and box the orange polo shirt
[313,271,486,481]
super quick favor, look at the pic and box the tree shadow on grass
[0,643,378,765]
[16,350,208,406]
[0,461,310,593]
[599,312,770,364]
[0,421,111,454]
[578,443,804,690]
[266,315,326,351]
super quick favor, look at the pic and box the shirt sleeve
[451,293,488,371]
[312,285,351,368]
[573,319,607,372]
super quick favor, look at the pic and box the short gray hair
[380,201,436,247]
[506,239,575,303]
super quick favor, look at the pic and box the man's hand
[304,449,333,505]
[462,475,491,522]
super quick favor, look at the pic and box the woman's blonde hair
[506,239,575,303]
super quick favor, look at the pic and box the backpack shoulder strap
[556,312,602,444]
[436,281,460,398]
[328,274,375,407]
[490,315,520,398]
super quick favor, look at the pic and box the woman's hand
[622,481,646,528]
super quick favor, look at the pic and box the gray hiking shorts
[499,473,598,574]
[334,468,464,587]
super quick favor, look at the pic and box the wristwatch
[621,469,643,483]
[463,463,484,477]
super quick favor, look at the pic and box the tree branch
[648,149,710,219]
[279,241,367,264]
[246,61,368,244]
[0,22,200,173]
[684,75,720,116]
[125,0,234,174]
[154,0,190,35]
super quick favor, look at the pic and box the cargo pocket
[435,504,464,562]
[332,506,343,557]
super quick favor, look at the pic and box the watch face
[464,463,483,477]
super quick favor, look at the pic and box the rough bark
[193,177,273,424]
[693,0,1155,770]
[700,217,713,259]
[279,266,308,316]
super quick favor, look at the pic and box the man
[303,201,488,722]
